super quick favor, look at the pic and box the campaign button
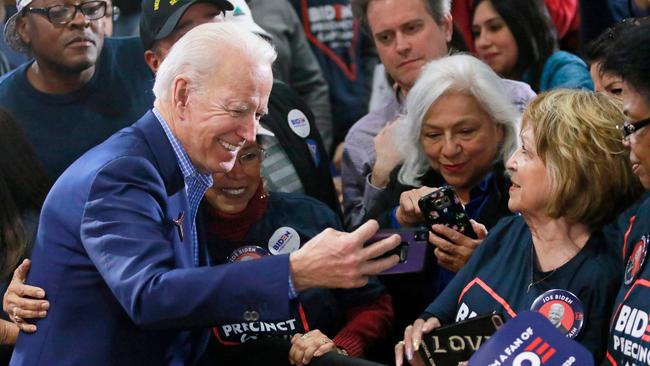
[227,246,270,263]
[530,289,584,339]
[624,234,648,285]
[249,311,260,321]
[287,109,310,138]
[268,227,301,255]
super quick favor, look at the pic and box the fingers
[313,340,335,357]
[362,232,400,259]
[395,340,406,366]
[421,317,442,333]
[289,331,333,365]
[430,224,465,245]
[347,220,380,247]
[470,219,488,239]
[433,248,460,272]
[13,259,31,282]
[359,254,400,279]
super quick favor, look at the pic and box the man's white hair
[153,22,277,101]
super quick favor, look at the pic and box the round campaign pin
[227,246,271,263]
[624,235,648,285]
[531,289,584,339]
[268,227,301,255]
[287,109,310,138]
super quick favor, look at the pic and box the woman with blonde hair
[396,89,643,365]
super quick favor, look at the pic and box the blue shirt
[153,108,212,266]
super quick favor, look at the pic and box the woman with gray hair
[362,54,520,339]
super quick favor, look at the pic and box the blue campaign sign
[467,311,593,366]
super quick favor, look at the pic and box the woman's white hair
[153,22,277,100]
[396,54,520,186]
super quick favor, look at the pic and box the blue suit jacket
[10,111,291,365]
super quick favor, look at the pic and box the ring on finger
[300,334,309,340]
[320,338,330,345]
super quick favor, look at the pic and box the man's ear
[171,76,191,119]
[15,17,31,49]
[144,50,161,73]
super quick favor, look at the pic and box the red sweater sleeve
[332,293,394,357]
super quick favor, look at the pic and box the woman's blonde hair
[522,89,642,228]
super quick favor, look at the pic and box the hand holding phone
[364,229,429,275]
[418,186,477,239]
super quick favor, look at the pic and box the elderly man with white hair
[9,22,399,366]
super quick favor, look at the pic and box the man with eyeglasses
[0,0,154,182]
[599,21,650,365]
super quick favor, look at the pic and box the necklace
[527,242,557,293]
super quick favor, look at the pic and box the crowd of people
[0,0,649,365]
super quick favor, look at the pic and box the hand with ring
[395,317,441,366]
[289,329,338,365]
[2,259,49,333]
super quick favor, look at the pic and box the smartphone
[365,229,428,275]
[418,186,477,239]
[419,314,504,366]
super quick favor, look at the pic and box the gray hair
[153,22,277,101]
[396,54,520,186]
[351,0,451,33]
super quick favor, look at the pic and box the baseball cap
[140,0,234,51]
[224,0,271,40]
[4,0,35,53]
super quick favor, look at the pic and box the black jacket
[262,81,341,218]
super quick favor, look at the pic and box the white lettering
[513,352,541,366]
[617,305,632,332]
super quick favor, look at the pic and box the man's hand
[429,220,488,272]
[3,259,49,333]
[395,186,435,227]
[395,317,441,366]
[289,329,337,365]
[289,220,400,291]
[370,118,404,188]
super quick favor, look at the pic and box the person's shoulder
[482,215,528,248]
[0,62,29,92]
[102,36,145,55]
[579,230,624,278]
[541,51,593,91]
[344,98,398,143]
[499,78,536,112]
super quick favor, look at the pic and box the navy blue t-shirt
[423,215,622,362]
[606,195,650,365]
[203,192,386,345]
[0,36,155,181]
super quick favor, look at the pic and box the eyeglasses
[617,116,650,142]
[24,1,107,25]
[237,147,265,167]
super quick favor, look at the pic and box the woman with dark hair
[0,108,49,351]
[470,0,593,92]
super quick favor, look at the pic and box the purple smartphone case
[366,230,428,275]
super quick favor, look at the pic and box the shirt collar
[152,108,213,188]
